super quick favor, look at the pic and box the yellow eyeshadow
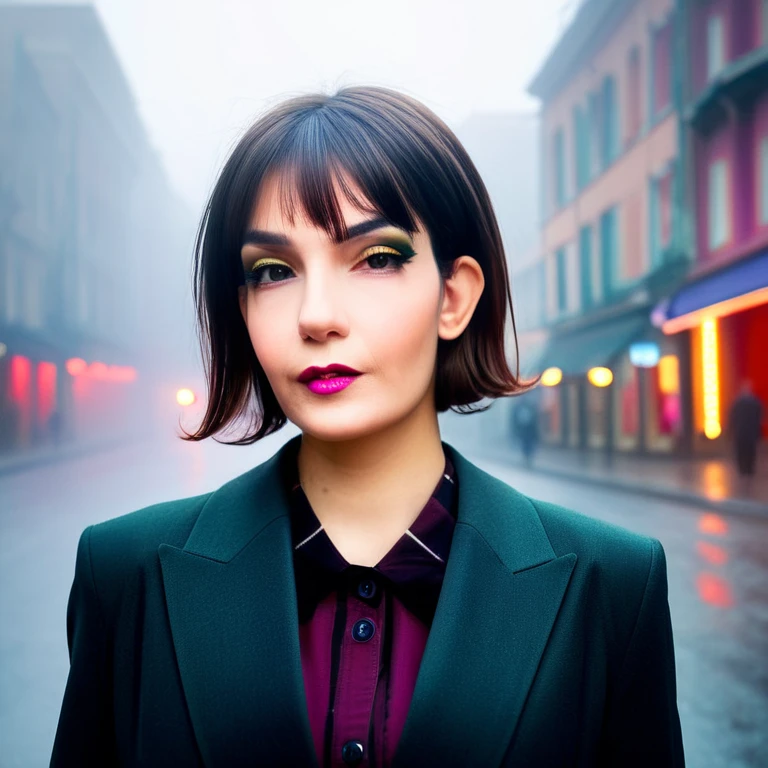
[250,257,290,271]
[361,245,402,257]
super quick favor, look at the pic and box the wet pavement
[1,428,766,767]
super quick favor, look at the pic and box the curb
[471,448,768,519]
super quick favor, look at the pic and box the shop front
[657,248,768,452]
[537,310,686,454]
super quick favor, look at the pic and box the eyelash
[244,244,416,287]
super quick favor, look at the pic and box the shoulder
[88,491,212,559]
[75,492,213,611]
[530,495,660,571]
[526,494,668,614]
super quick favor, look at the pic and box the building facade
[527,0,693,455]
[655,0,768,452]
[0,5,193,456]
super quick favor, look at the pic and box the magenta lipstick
[298,364,363,395]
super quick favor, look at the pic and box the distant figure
[727,381,764,477]
[513,400,539,467]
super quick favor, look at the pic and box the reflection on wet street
[1,431,766,767]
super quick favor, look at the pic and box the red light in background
[10,355,31,403]
[65,358,137,382]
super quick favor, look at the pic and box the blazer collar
[159,435,576,767]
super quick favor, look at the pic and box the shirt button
[357,579,377,599]
[352,618,375,642]
[341,740,364,764]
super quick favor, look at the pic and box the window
[573,105,590,190]
[707,14,725,81]
[650,167,673,266]
[588,91,602,177]
[708,159,729,249]
[761,135,768,225]
[556,247,568,314]
[579,225,593,310]
[599,207,618,299]
[601,76,619,167]
[651,20,672,115]
[626,47,642,144]
[553,128,566,208]
[763,0,768,45]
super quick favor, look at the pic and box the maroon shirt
[288,454,458,768]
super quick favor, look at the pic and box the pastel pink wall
[540,0,677,311]
[694,92,768,273]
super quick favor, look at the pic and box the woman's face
[238,174,445,443]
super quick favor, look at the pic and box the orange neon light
[662,286,768,335]
[701,319,721,439]
[658,355,679,395]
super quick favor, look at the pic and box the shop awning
[539,314,650,377]
[657,248,768,334]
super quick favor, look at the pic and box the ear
[238,285,247,324]
[438,256,485,341]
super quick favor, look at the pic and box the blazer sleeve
[599,537,686,767]
[50,525,119,767]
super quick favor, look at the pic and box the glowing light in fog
[540,367,563,387]
[701,319,721,439]
[587,367,613,387]
[66,358,137,382]
[177,388,196,406]
[66,358,88,376]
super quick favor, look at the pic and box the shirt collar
[288,452,458,625]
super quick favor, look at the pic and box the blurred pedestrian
[727,380,764,477]
[513,399,539,466]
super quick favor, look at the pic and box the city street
[1,431,767,767]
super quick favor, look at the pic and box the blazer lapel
[159,436,318,768]
[159,436,575,768]
[392,446,577,768]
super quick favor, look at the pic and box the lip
[297,364,363,383]
[298,364,363,397]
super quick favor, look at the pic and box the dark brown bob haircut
[183,86,536,445]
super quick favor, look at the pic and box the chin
[286,404,400,444]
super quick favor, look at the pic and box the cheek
[352,277,441,366]
[243,295,292,374]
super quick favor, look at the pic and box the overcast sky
[27,0,575,211]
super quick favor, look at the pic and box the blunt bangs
[182,87,537,445]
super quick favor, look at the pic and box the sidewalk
[475,440,768,518]
[0,434,147,478]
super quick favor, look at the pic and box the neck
[296,403,446,566]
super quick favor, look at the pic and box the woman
[52,87,685,767]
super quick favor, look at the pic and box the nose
[297,268,350,342]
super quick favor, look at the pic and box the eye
[359,244,415,271]
[246,258,295,286]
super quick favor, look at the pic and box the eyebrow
[241,216,407,248]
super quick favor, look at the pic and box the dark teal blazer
[51,436,685,767]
